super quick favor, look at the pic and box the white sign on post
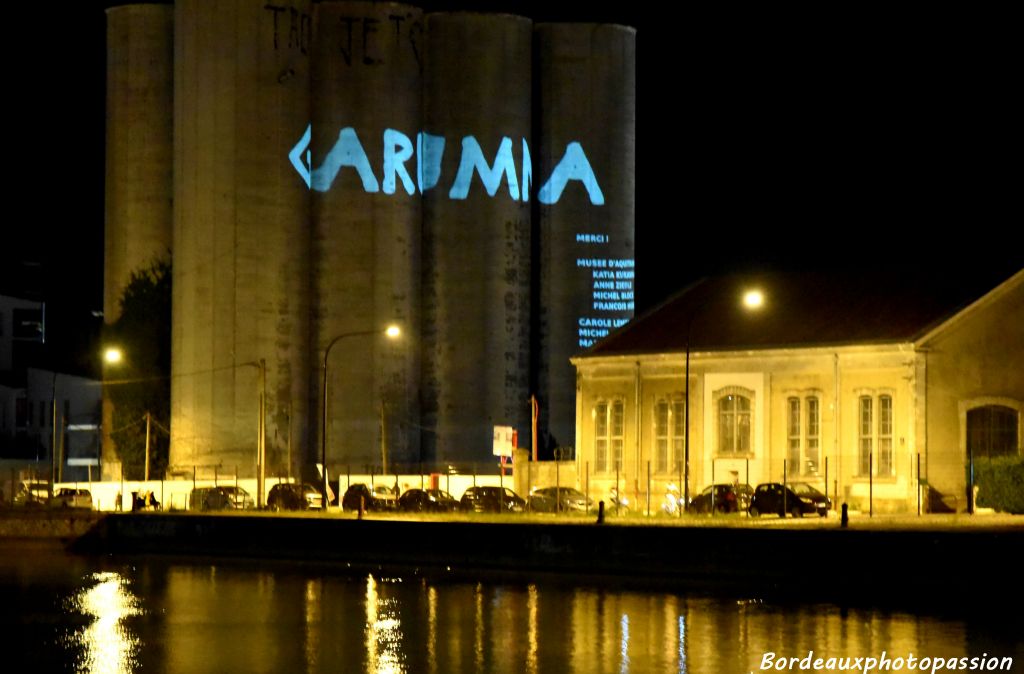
[492,425,514,457]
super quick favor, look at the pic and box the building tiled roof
[584,268,1022,357]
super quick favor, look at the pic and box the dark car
[460,486,525,513]
[189,486,232,511]
[342,483,389,511]
[267,483,323,511]
[528,486,592,513]
[748,482,824,518]
[398,488,460,512]
[688,483,753,514]
[788,482,832,516]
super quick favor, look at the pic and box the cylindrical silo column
[421,13,533,466]
[103,4,173,479]
[310,1,423,473]
[536,24,636,452]
[171,0,312,484]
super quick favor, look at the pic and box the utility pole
[380,401,388,475]
[144,412,152,481]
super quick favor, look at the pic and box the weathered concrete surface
[0,510,102,541]
[74,513,1022,609]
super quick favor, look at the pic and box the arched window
[967,406,1019,458]
[717,391,751,455]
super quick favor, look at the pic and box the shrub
[974,456,1024,514]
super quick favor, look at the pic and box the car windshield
[790,483,818,495]
[427,490,453,500]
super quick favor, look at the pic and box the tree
[106,257,171,479]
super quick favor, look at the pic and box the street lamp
[104,347,123,365]
[682,286,764,512]
[321,324,402,507]
[241,359,267,507]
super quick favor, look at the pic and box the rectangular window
[16,398,27,428]
[655,401,669,473]
[611,400,624,472]
[787,398,801,471]
[878,395,893,476]
[859,396,873,476]
[595,402,608,473]
[806,397,820,474]
[672,400,685,472]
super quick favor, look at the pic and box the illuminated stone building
[572,269,1024,513]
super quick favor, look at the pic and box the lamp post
[321,325,401,508]
[241,359,267,507]
[682,287,764,512]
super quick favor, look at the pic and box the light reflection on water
[1,548,1020,673]
[63,572,142,674]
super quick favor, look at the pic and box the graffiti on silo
[289,127,604,205]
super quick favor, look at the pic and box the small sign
[492,425,514,457]
[67,458,100,467]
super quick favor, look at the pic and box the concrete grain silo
[104,4,173,323]
[102,4,174,479]
[310,1,423,473]
[535,24,636,451]
[421,13,533,465]
[169,0,312,487]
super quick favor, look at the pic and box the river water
[2,544,1020,674]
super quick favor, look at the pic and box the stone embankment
[61,512,1023,610]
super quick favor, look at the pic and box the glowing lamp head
[104,347,123,365]
[742,289,765,310]
[385,325,401,339]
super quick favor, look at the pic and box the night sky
[3,3,1020,374]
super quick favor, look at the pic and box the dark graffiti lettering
[265,4,311,54]
[362,18,381,65]
[338,17,356,66]
[265,4,286,49]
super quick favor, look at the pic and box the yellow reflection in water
[427,585,438,674]
[526,584,539,674]
[304,579,321,674]
[365,574,406,674]
[474,583,484,674]
[66,572,142,674]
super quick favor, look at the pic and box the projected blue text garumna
[289,125,604,205]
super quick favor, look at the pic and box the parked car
[48,488,93,510]
[13,481,51,507]
[372,485,399,510]
[688,483,753,514]
[460,486,525,513]
[528,486,592,513]
[189,486,232,511]
[342,483,374,511]
[218,485,254,510]
[267,483,323,511]
[788,482,832,516]
[398,488,460,512]
[748,482,823,518]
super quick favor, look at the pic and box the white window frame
[594,399,625,474]
[654,396,684,474]
[856,390,895,478]
[713,386,755,457]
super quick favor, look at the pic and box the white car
[49,488,93,509]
